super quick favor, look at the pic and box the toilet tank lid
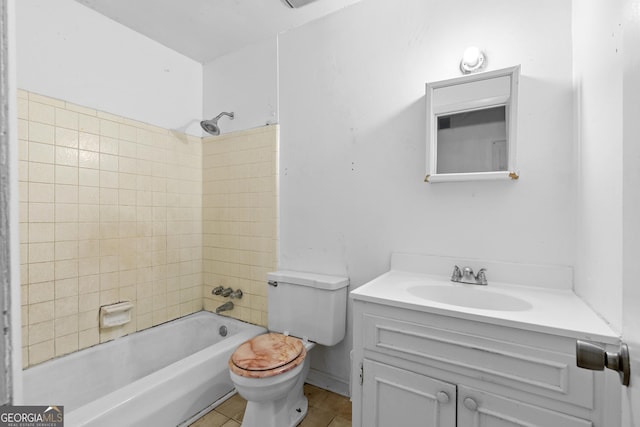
[267,271,349,290]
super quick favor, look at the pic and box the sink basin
[407,284,533,311]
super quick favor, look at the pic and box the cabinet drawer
[362,313,594,409]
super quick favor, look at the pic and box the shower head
[200,112,234,136]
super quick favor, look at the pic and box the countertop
[351,270,620,344]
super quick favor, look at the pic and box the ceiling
[74,0,362,64]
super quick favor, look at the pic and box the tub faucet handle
[221,287,233,297]
[230,289,243,299]
[212,286,224,295]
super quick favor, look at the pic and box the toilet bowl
[227,270,349,427]
[229,333,314,427]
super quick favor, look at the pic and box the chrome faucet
[216,301,234,314]
[451,265,488,285]
[212,286,224,295]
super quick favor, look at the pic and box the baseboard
[305,368,350,397]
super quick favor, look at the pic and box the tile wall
[18,90,203,367]
[202,126,278,327]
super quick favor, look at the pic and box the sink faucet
[451,265,488,285]
[215,301,234,314]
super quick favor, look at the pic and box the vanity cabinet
[351,301,620,427]
[362,359,456,426]
[362,360,590,427]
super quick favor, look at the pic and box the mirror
[425,66,520,183]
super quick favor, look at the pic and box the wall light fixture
[460,46,486,74]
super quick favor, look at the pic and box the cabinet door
[457,385,592,427]
[362,359,456,427]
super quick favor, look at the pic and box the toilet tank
[267,271,349,346]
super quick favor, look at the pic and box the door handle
[576,340,630,386]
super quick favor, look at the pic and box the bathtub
[23,311,266,426]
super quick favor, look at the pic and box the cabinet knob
[463,397,478,412]
[436,391,449,404]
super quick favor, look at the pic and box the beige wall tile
[78,328,99,350]
[201,126,277,326]
[29,340,54,366]
[55,146,79,167]
[78,310,98,331]
[79,132,99,152]
[28,203,54,223]
[78,114,100,134]
[55,315,79,337]
[55,127,79,148]
[79,168,99,187]
[20,91,210,367]
[55,296,78,317]
[55,165,78,185]
[29,183,54,203]
[28,242,54,264]
[55,108,79,130]
[79,150,99,169]
[28,321,54,345]
[29,301,54,324]
[18,98,29,120]
[55,223,79,241]
[28,262,54,284]
[55,333,79,357]
[29,93,65,108]
[29,102,55,125]
[99,119,119,138]
[55,278,78,299]
[29,122,55,145]
[79,292,99,312]
[28,162,54,183]
[66,102,96,116]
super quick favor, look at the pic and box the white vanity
[350,254,621,427]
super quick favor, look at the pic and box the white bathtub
[23,311,266,427]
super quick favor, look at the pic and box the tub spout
[216,301,234,314]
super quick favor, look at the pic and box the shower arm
[213,112,234,121]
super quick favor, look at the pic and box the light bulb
[462,47,481,66]
[460,46,486,74]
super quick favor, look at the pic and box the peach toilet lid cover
[229,333,306,378]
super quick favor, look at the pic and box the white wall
[16,0,203,136]
[202,38,278,134]
[278,0,575,388]
[572,1,623,332]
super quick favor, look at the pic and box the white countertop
[351,270,620,344]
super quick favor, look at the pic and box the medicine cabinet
[425,66,520,183]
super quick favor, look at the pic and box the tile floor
[189,384,352,427]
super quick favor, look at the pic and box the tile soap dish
[100,301,134,328]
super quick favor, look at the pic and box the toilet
[228,271,349,427]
